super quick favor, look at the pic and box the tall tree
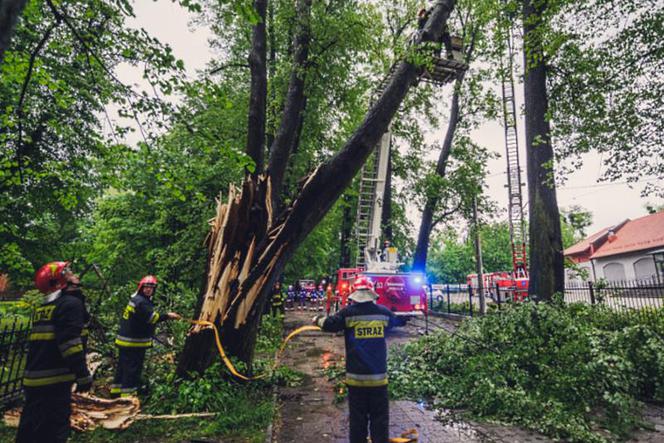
[522,0,564,300]
[177,0,459,374]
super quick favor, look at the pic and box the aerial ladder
[355,36,468,272]
[497,22,529,302]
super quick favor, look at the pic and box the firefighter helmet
[137,275,158,294]
[34,261,71,294]
[349,276,378,303]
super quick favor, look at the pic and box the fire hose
[185,319,321,381]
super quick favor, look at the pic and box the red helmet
[137,275,158,293]
[34,261,71,294]
[352,276,374,292]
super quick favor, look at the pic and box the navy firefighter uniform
[17,262,92,443]
[314,276,394,443]
[111,275,179,397]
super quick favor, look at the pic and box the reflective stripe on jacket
[317,302,394,387]
[23,289,91,389]
[115,293,164,348]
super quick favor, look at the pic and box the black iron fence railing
[427,283,476,317]
[427,278,663,320]
[564,279,663,320]
[0,315,30,410]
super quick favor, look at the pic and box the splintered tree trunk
[0,0,28,64]
[177,0,458,375]
[523,0,564,300]
[412,77,462,271]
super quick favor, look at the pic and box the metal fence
[427,283,478,316]
[427,279,663,321]
[564,279,663,319]
[0,315,30,409]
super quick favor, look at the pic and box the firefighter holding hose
[313,276,395,443]
[111,275,180,398]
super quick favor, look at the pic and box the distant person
[416,4,453,58]
[111,276,180,398]
[17,262,92,443]
[270,281,285,317]
[313,276,395,443]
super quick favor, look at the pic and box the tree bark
[0,0,29,65]
[523,0,564,300]
[266,0,312,213]
[245,0,268,174]
[177,0,457,374]
[412,77,462,271]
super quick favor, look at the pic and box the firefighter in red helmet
[313,276,395,443]
[17,262,92,443]
[111,275,180,398]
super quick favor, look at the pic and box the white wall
[592,250,659,282]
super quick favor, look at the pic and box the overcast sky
[121,1,660,238]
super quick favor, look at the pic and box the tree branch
[15,20,59,183]
[266,0,313,214]
[245,0,268,175]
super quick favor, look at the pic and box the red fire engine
[336,268,427,320]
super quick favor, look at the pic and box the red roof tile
[591,211,664,259]
[564,227,610,256]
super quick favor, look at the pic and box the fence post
[428,283,433,312]
[496,283,501,309]
[469,286,474,317]
[588,281,595,305]
[447,284,451,314]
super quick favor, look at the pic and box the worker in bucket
[313,276,395,443]
[111,275,180,398]
[17,262,92,443]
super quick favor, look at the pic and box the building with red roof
[564,211,664,282]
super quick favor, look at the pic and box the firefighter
[313,276,395,443]
[270,281,285,317]
[416,4,453,58]
[17,262,92,443]
[285,285,295,311]
[325,283,336,315]
[111,275,180,398]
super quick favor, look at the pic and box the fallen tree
[177,0,459,374]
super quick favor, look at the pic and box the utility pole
[473,196,486,314]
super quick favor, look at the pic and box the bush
[389,302,664,442]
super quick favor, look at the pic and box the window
[603,262,626,281]
[633,257,657,280]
